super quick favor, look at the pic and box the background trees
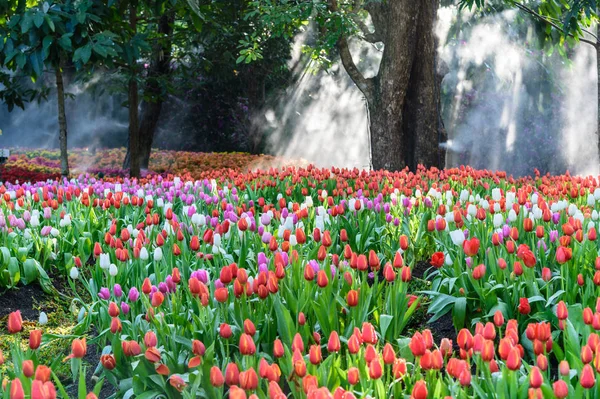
[241,0,446,171]
[2,0,600,176]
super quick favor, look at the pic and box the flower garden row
[0,163,599,398]
[1,148,303,183]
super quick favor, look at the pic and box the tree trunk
[334,0,445,171]
[138,11,174,169]
[128,1,140,178]
[55,65,69,177]
[596,26,600,165]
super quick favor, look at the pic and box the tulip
[35,365,51,383]
[506,346,522,371]
[101,354,116,370]
[210,366,225,387]
[239,333,256,356]
[309,345,322,365]
[328,331,341,353]
[529,366,543,389]
[347,366,359,385]
[71,338,87,358]
[31,380,57,399]
[7,310,22,334]
[518,297,531,315]
[225,363,240,386]
[361,322,377,344]
[29,329,42,350]
[169,375,186,392]
[145,347,161,363]
[273,339,285,358]
[411,380,428,399]
[23,360,34,377]
[10,379,24,399]
[410,332,426,357]
[581,364,596,388]
[219,323,232,339]
[553,380,568,398]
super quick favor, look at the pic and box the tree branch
[350,14,382,43]
[511,1,598,48]
[328,0,374,101]
[338,35,375,101]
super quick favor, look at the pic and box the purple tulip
[129,287,140,302]
[258,252,268,266]
[98,287,110,300]
[121,302,130,315]
[113,284,123,298]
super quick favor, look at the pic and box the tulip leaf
[545,290,565,307]
[273,296,294,346]
[22,258,38,285]
[379,314,393,340]
[452,296,467,329]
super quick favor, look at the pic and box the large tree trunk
[127,1,140,178]
[138,12,174,169]
[596,26,600,164]
[55,65,69,177]
[334,0,445,171]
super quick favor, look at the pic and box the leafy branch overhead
[460,0,599,49]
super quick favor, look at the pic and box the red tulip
[225,363,240,386]
[239,368,258,390]
[273,339,285,358]
[553,380,569,399]
[210,367,225,387]
[518,297,531,315]
[7,310,22,334]
[529,366,543,388]
[347,367,359,385]
[411,380,428,399]
[430,252,444,268]
[29,329,42,350]
[581,364,596,388]
[239,333,256,356]
[463,237,480,256]
[327,331,340,352]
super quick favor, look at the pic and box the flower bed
[1,149,305,183]
[0,164,598,398]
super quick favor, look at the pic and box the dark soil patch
[412,260,432,280]
[427,311,458,350]
[65,329,117,398]
[0,283,48,320]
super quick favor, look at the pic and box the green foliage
[460,0,598,50]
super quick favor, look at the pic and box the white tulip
[449,230,465,246]
[154,247,163,262]
[493,214,503,228]
[109,264,118,277]
[70,267,79,279]
[39,312,48,325]
[140,247,149,260]
[100,253,110,269]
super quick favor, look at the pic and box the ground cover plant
[0,149,304,183]
[0,160,598,398]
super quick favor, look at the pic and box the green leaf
[33,12,44,28]
[452,296,467,329]
[379,314,393,340]
[22,258,39,285]
[21,13,33,33]
[273,296,294,347]
[42,35,53,55]
[16,53,27,69]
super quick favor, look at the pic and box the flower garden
[0,153,598,398]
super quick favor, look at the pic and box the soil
[426,311,458,349]
[412,260,432,280]
[65,333,117,398]
[0,283,49,321]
